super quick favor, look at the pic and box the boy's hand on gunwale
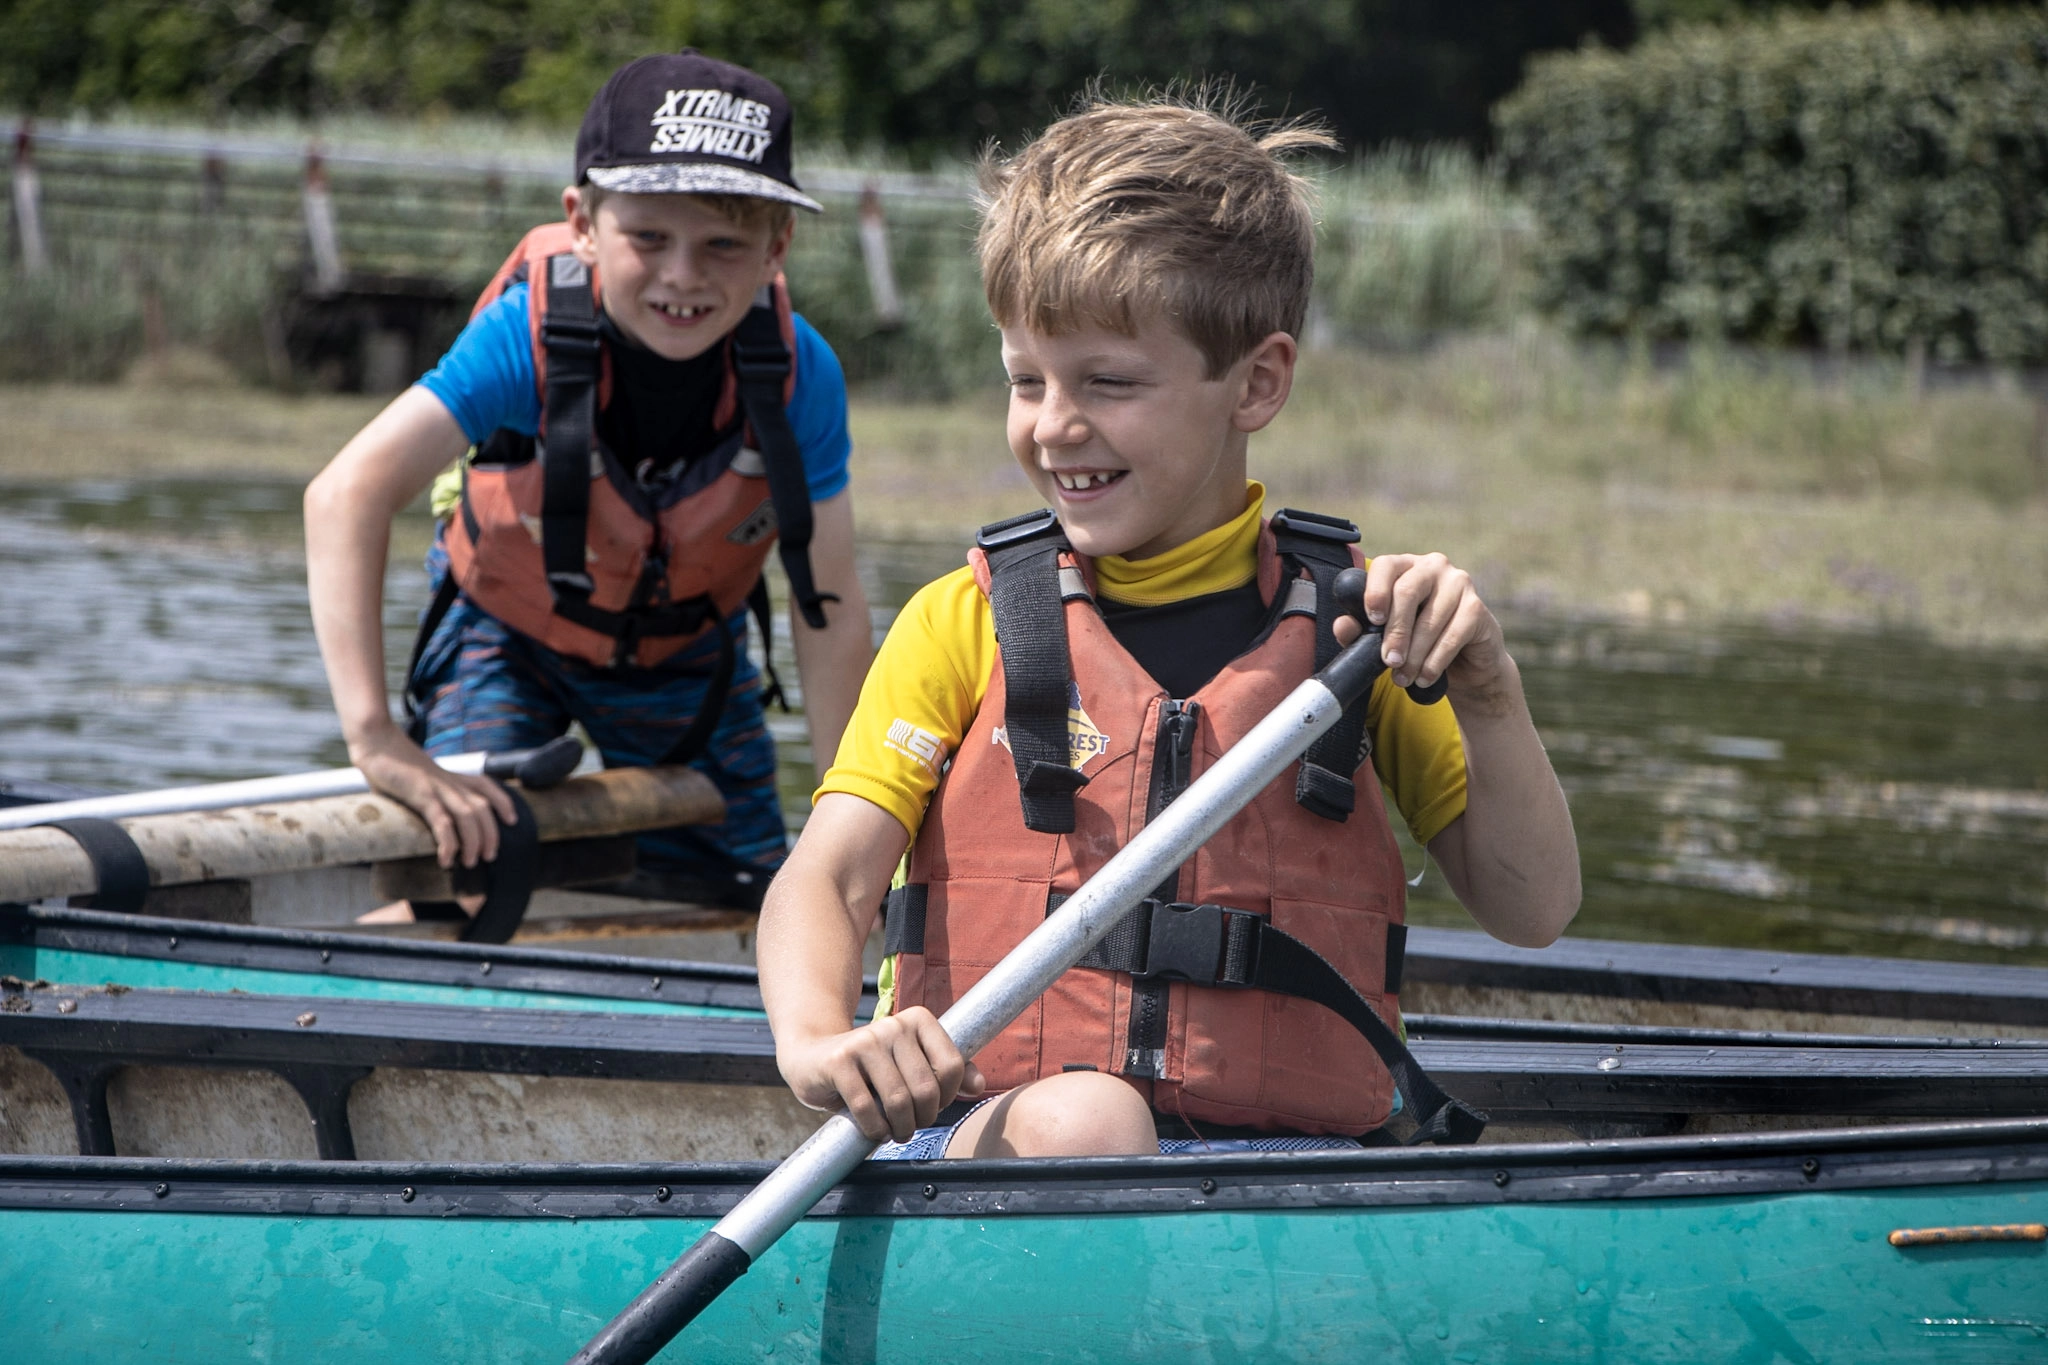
[1336,552,1518,716]
[349,721,519,870]
[777,1006,987,1143]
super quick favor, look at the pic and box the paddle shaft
[569,625,1405,1365]
[0,737,584,831]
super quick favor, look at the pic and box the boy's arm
[757,792,983,1141]
[786,490,873,774]
[1349,553,1580,948]
[303,386,517,869]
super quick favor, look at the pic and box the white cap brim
[585,163,823,213]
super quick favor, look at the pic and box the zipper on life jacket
[1124,697,1201,1079]
[1149,699,1201,833]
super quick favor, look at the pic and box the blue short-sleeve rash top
[418,282,852,502]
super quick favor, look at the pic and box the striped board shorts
[410,540,789,878]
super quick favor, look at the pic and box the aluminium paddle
[0,736,584,830]
[569,567,1445,1365]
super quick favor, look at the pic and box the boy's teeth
[1055,472,1120,490]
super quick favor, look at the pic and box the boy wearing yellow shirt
[758,97,1580,1159]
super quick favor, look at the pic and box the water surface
[3,477,2043,964]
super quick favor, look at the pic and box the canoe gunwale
[16,986,2048,1103]
[14,985,2048,1163]
[0,988,786,1084]
[4,1117,2048,1218]
[1406,926,2048,1027]
[1,902,879,1014]
[1405,1012,2048,1049]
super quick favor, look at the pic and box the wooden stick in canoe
[568,568,1447,1365]
[0,763,724,906]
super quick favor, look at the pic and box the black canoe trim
[2,1118,2046,1218]
[0,902,878,1016]
[16,988,2048,1114]
[14,986,2048,1162]
[7,909,2043,1030]
[0,987,784,1086]
[1404,1013,2048,1050]
[1405,926,2048,1027]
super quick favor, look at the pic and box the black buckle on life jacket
[975,507,1062,552]
[540,314,601,358]
[1129,900,1264,986]
[1269,508,1360,546]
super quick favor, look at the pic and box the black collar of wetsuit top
[594,310,730,485]
[1097,582,1273,702]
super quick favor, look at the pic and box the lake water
[3,477,2044,965]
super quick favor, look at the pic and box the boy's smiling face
[567,188,791,361]
[1001,315,1295,561]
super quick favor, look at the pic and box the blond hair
[978,95,1337,377]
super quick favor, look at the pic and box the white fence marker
[11,123,48,275]
[857,182,903,329]
[302,145,345,294]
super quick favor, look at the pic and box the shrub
[1496,4,2048,364]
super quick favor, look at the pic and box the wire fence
[2,118,1534,394]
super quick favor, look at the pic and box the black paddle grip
[1333,567,1447,706]
[568,1231,752,1365]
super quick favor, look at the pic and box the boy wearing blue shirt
[305,51,873,916]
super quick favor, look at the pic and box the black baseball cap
[575,50,822,213]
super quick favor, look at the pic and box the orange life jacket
[884,509,1483,1142]
[440,222,837,672]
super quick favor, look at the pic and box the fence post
[201,152,227,217]
[302,144,346,294]
[11,121,49,275]
[857,182,903,330]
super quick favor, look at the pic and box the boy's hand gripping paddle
[568,566,1440,1365]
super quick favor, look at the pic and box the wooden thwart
[0,767,724,905]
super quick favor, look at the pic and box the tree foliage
[1497,4,2048,364]
[0,0,1635,152]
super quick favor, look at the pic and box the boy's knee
[949,1071,1155,1158]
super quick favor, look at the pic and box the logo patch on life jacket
[991,683,1110,770]
[726,499,777,545]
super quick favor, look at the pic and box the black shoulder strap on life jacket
[538,253,603,612]
[733,288,838,631]
[1268,508,1368,823]
[977,508,1090,834]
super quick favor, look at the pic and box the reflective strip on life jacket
[889,511,1480,1140]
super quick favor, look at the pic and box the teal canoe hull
[0,902,785,1017]
[0,942,739,1015]
[5,1123,2047,1362]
